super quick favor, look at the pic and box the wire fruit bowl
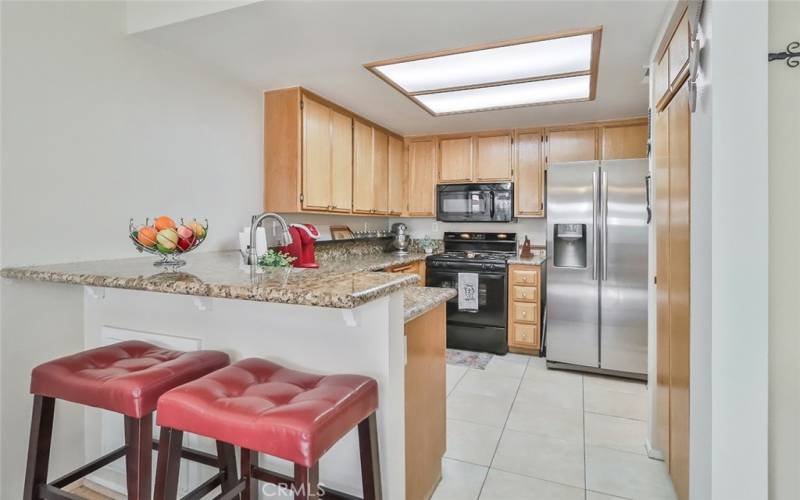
[129,217,208,267]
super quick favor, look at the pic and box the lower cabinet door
[511,323,539,348]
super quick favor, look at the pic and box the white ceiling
[134,1,669,135]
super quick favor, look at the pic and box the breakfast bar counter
[1,250,452,499]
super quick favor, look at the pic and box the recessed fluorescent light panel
[364,27,602,116]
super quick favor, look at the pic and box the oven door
[426,267,507,327]
[427,265,509,354]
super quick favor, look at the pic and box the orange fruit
[137,226,158,247]
[154,216,176,231]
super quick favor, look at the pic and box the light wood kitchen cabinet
[301,97,333,211]
[601,122,649,160]
[330,110,353,212]
[353,121,389,214]
[475,133,513,181]
[655,8,690,110]
[507,263,543,354]
[406,138,437,216]
[439,136,473,183]
[654,81,691,500]
[546,127,598,163]
[264,87,401,214]
[668,11,690,89]
[515,129,544,217]
[387,135,405,215]
[300,96,353,212]
[385,260,426,286]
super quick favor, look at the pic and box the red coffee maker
[279,223,320,268]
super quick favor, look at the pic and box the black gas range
[427,232,517,354]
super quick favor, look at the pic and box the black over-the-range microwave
[436,183,514,222]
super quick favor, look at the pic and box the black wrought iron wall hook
[769,41,800,68]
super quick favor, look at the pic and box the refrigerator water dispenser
[553,223,587,268]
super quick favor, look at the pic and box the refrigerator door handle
[645,175,653,224]
[592,170,599,281]
[602,169,609,281]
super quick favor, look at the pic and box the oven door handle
[489,191,495,219]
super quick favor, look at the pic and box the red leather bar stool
[154,358,382,500]
[23,340,231,500]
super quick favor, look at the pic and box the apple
[156,228,178,252]
[156,243,175,254]
[188,220,206,239]
[176,226,196,252]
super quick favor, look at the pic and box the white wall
[709,3,769,499]
[1,1,262,268]
[768,1,800,498]
[0,2,263,496]
[391,217,547,247]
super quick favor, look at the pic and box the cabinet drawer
[513,285,538,302]
[513,302,538,324]
[511,323,539,347]
[512,268,539,285]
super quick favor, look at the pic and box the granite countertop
[507,255,547,266]
[403,286,456,323]
[0,251,430,309]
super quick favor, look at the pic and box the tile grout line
[583,374,588,500]
[474,356,529,499]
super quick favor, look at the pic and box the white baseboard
[646,439,665,460]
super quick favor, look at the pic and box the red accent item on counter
[279,223,320,268]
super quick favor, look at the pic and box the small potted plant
[257,249,296,284]
[419,235,436,255]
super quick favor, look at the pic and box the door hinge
[300,99,304,110]
[300,193,304,202]
[653,275,657,285]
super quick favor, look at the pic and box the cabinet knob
[522,311,527,317]
[522,292,527,298]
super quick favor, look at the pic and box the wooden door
[515,130,544,216]
[407,139,437,216]
[372,128,389,214]
[654,107,671,458]
[352,120,374,213]
[330,110,352,212]
[301,97,332,211]
[475,133,512,181]
[668,83,691,500]
[387,135,405,215]
[602,124,649,160]
[439,136,473,182]
[547,128,597,163]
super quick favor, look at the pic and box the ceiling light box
[364,27,602,116]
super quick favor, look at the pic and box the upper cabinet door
[547,128,597,163]
[407,139,437,216]
[439,136,473,183]
[601,123,649,160]
[301,97,332,211]
[387,135,405,215]
[373,128,389,214]
[668,12,690,88]
[515,130,544,217]
[352,120,374,213]
[475,133,513,181]
[330,110,352,212]
[654,52,670,107]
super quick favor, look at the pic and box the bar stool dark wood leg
[293,463,319,500]
[241,448,259,500]
[153,427,183,500]
[216,441,238,492]
[124,413,154,500]
[23,395,55,500]
[358,412,382,500]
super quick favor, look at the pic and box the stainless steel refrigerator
[545,159,649,377]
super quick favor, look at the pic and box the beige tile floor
[433,354,677,500]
